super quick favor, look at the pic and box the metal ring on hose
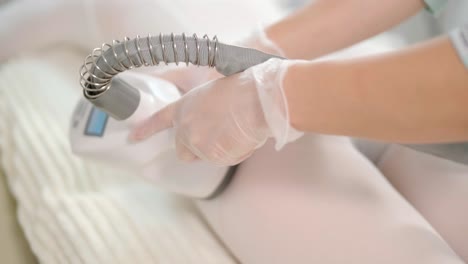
[204,35,212,67]
[160,33,168,65]
[212,36,218,67]
[147,33,159,65]
[171,33,178,66]
[101,43,121,74]
[135,35,147,66]
[123,37,135,68]
[182,33,189,66]
[112,40,127,71]
[91,48,113,78]
[193,33,200,66]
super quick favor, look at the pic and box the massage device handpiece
[74,33,280,198]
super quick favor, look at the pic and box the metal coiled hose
[80,33,219,99]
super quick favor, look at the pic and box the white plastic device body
[70,71,231,198]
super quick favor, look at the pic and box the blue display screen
[85,107,109,137]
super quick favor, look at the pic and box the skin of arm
[284,36,468,143]
[265,0,425,59]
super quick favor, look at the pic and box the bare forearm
[266,0,424,59]
[285,37,468,143]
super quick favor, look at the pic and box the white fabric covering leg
[378,145,468,262]
[197,135,464,264]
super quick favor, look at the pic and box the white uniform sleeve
[450,24,468,70]
[424,0,448,16]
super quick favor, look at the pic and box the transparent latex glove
[129,58,303,166]
[151,26,286,95]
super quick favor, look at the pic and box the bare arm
[265,0,425,59]
[285,36,468,143]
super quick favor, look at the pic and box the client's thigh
[196,135,463,264]
[378,144,468,262]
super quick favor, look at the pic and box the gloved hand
[129,58,303,166]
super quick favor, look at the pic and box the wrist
[283,60,355,134]
[282,61,314,131]
[249,58,304,149]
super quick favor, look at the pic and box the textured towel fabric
[0,49,236,264]
[0,167,37,264]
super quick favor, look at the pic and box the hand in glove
[129,58,303,166]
